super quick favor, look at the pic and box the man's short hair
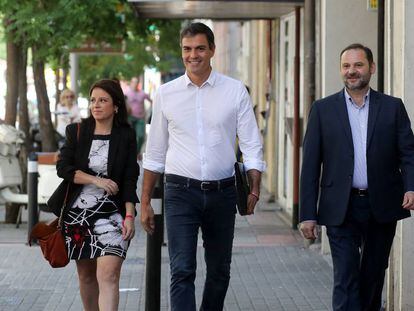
[180,22,215,49]
[340,43,374,66]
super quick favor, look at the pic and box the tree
[0,0,182,223]
[3,16,19,126]
[78,17,182,95]
[1,0,127,150]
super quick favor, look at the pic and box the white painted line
[119,288,140,292]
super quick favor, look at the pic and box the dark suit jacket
[56,119,139,216]
[300,89,414,226]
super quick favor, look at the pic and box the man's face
[181,34,215,77]
[340,48,375,91]
[130,77,139,90]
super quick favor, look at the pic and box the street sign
[70,38,125,55]
[368,0,378,11]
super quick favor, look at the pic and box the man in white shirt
[141,22,265,311]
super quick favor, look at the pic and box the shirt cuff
[142,158,165,174]
[244,159,266,172]
[301,220,317,224]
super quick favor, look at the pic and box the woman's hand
[122,215,135,241]
[94,177,119,195]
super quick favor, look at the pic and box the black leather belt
[165,174,235,191]
[351,188,369,196]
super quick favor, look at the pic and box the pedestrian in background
[55,88,81,137]
[300,43,414,310]
[125,76,152,160]
[141,22,265,311]
[57,79,139,311]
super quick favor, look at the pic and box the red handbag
[30,217,69,268]
[29,123,80,268]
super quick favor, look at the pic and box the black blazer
[300,89,414,226]
[56,119,140,216]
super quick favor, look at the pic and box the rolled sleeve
[236,83,266,172]
[143,88,168,173]
[142,158,165,173]
[244,159,266,172]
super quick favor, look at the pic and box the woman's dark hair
[180,22,215,49]
[88,79,129,127]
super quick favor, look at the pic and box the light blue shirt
[344,89,370,189]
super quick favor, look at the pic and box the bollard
[27,152,39,244]
[145,174,164,311]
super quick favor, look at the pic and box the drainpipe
[262,20,272,138]
[377,0,390,307]
[377,0,384,93]
[303,0,315,120]
[268,20,273,82]
[292,6,301,229]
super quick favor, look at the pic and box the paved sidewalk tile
[0,201,332,311]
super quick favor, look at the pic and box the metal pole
[145,174,164,311]
[292,6,301,229]
[27,152,38,244]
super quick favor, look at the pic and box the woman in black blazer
[57,79,139,311]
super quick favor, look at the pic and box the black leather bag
[234,162,249,216]
[47,123,80,217]
[47,180,70,217]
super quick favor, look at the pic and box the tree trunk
[54,68,60,127]
[32,45,57,151]
[62,68,68,89]
[4,203,20,224]
[61,54,68,89]
[18,47,30,148]
[4,17,21,223]
[4,19,19,126]
[18,46,30,195]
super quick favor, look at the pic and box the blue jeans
[164,176,237,311]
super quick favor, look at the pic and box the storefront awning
[128,0,303,19]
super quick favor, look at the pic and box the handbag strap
[58,122,80,228]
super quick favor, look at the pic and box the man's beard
[344,74,371,91]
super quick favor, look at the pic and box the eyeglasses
[65,95,75,99]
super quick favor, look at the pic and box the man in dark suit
[300,43,414,310]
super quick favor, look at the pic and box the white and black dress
[63,135,128,260]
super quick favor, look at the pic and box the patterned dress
[63,135,128,260]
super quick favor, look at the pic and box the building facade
[130,0,414,308]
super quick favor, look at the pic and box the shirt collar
[344,88,370,108]
[184,70,217,87]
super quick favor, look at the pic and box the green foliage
[0,1,183,95]
[0,0,126,63]
[0,20,5,60]
[78,18,182,96]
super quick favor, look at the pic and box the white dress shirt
[143,71,265,180]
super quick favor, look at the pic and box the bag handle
[58,122,80,228]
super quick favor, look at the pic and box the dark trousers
[327,194,397,311]
[164,177,237,311]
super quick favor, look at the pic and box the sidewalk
[0,202,332,311]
